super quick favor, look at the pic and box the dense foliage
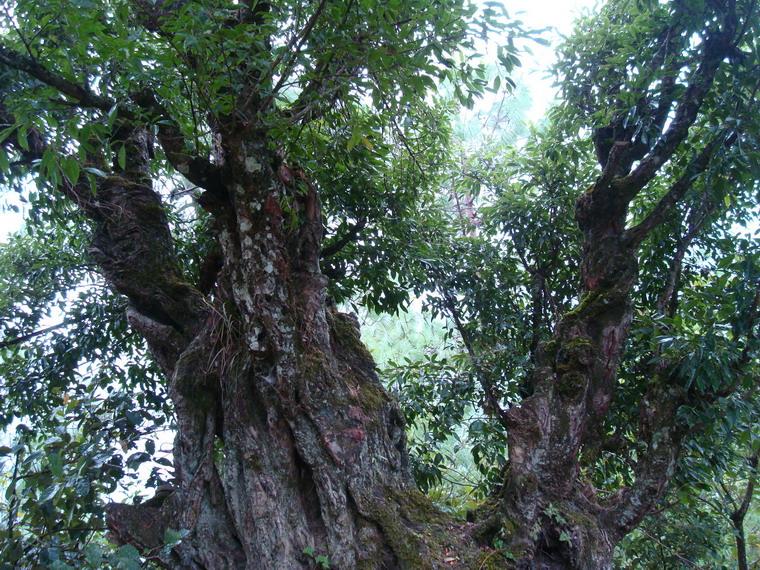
[0,0,757,567]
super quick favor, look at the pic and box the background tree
[0,0,758,569]
[386,0,760,566]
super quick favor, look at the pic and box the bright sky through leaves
[0,0,596,242]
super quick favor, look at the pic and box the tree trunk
[92,13,741,565]
[96,131,662,569]
[1,2,746,566]
[103,132,482,569]
[734,521,748,570]
[731,453,757,570]
[485,182,638,568]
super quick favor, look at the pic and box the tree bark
[482,9,745,564]
[735,521,748,570]
[491,177,637,568]
[102,130,484,569]
[730,452,757,570]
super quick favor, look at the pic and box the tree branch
[0,98,207,364]
[256,0,329,111]
[284,0,357,124]
[0,322,68,350]
[0,43,113,111]
[624,131,735,246]
[656,191,718,316]
[0,42,223,194]
[320,216,367,259]
[440,290,510,429]
[130,90,224,194]
[613,16,738,199]
[593,21,684,171]
[732,451,758,524]
[607,282,760,538]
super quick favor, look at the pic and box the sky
[502,0,598,123]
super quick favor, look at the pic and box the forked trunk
[493,187,643,568]
[104,136,481,568]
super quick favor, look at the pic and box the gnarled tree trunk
[476,5,747,564]
[100,130,484,568]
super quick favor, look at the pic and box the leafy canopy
[0,0,758,567]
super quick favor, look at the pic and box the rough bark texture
[100,129,486,568]
[479,8,745,567]
[493,185,636,568]
[0,37,484,570]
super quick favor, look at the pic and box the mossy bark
[100,129,488,568]
[492,172,640,568]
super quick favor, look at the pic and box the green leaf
[107,104,119,127]
[83,545,103,567]
[0,148,11,173]
[61,157,81,183]
[40,483,61,503]
[0,125,17,144]
[113,544,141,570]
[164,527,184,546]
[48,450,64,478]
[347,129,363,151]
[16,126,29,151]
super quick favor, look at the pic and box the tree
[0,1,758,569]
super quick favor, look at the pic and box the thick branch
[613,22,737,198]
[0,43,113,111]
[1,99,207,363]
[320,216,367,258]
[0,43,222,193]
[624,131,735,246]
[593,21,684,171]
